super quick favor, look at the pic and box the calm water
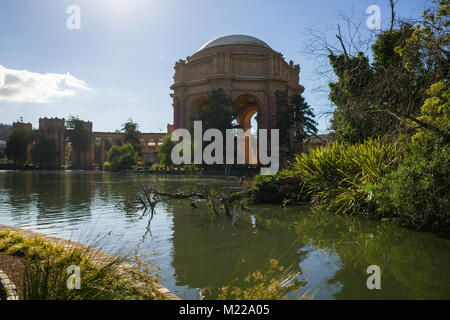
[0,171,449,299]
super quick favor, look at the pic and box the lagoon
[0,171,449,299]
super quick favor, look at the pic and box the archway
[233,93,260,164]
[187,95,209,129]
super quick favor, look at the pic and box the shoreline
[0,224,179,300]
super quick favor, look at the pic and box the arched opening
[188,95,209,130]
[233,94,260,164]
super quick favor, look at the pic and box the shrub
[252,170,308,204]
[292,138,400,216]
[0,231,164,300]
[106,144,141,172]
[370,135,450,233]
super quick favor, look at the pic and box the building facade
[170,34,304,133]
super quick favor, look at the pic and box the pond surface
[0,171,449,299]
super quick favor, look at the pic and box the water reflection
[0,171,449,299]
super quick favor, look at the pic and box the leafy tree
[32,137,58,169]
[158,135,176,170]
[105,143,141,172]
[66,116,91,152]
[275,91,317,160]
[194,89,241,133]
[193,89,241,175]
[120,119,141,154]
[5,127,34,167]
[291,95,318,151]
[329,0,449,143]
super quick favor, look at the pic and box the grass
[0,230,167,300]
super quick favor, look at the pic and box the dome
[198,34,271,51]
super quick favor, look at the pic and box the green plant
[158,135,175,170]
[252,170,308,205]
[370,135,449,233]
[0,231,165,300]
[213,259,303,300]
[292,138,400,216]
[106,143,141,172]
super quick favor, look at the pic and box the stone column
[266,95,275,130]
[173,98,180,129]
[100,138,106,166]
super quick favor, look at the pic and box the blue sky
[0,0,428,133]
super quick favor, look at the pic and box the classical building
[170,34,304,133]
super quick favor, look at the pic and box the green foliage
[106,144,141,172]
[292,139,400,216]
[120,119,141,154]
[214,259,303,300]
[66,116,91,152]
[158,135,175,170]
[329,0,449,143]
[195,89,241,133]
[370,135,449,233]
[252,170,308,205]
[415,81,449,140]
[31,137,58,168]
[275,91,317,158]
[0,231,164,300]
[5,126,34,167]
[395,0,449,82]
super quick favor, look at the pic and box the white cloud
[0,65,90,103]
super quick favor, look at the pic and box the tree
[193,89,241,175]
[195,89,241,133]
[291,95,318,151]
[66,116,91,152]
[5,127,34,167]
[105,144,141,172]
[327,0,449,143]
[275,91,317,160]
[32,137,58,169]
[120,119,141,154]
[158,135,176,170]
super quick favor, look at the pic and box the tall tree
[275,91,317,161]
[194,89,241,175]
[291,94,318,152]
[195,89,240,133]
[328,0,449,143]
[120,119,142,154]
[5,126,34,167]
[66,116,91,152]
[32,137,58,169]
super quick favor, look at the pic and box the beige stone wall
[170,42,304,131]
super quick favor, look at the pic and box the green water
[0,171,449,299]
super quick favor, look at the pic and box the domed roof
[198,34,271,51]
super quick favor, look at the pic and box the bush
[252,170,308,205]
[292,138,400,216]
[370,135,450,233]
[106,144,141,172]
[0,231,164,300]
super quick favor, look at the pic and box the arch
[232,93,261,130]
[232,93,261,165]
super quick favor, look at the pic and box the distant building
[0,140,6,149]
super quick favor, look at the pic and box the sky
[0,0,429,134]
